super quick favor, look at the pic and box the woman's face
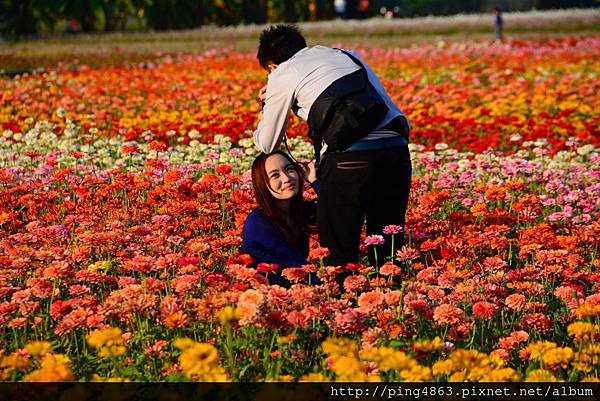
[265,154,299,200]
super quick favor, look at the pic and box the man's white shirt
[253,45,409,155]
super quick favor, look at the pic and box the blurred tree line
[0,0,597,38]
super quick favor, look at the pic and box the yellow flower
[525,369,560,382]
[481,368,520,382]
[0,354,30,380]
[567,321,598,342]
[24,354,74,382]
[360,347,415,371]
[581,377,600,382]
[322,338,359,358]
[216,306,240,326]
[87,327,123,348]
[173,338,196,351]
[526,341,557,361]
[542,347,573,368]
[87,260,112,272]
[575,303,600,319]
[299,372,329,382]
[572,343,600,373]
[90,374,130,382]
[332,355,363,379]
[276,334,297,345]
[178,341,227,381]
[0,354,30,371]
[193,366,229,382]
[436,349,506,381]
[432,359,454,377]
[98,345,126,358]
[25,341,53,357]
[400,364,432,381]
[87,327,126,358]
[413,336,444,353]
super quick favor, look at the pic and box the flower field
[0,35,599,382]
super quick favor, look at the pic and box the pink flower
[68,285,90,297]
[144,340,168,358]
[281,268,308,283]
[286,307,317,329]
[511,330,530,343]
[364,235,384,246]
[237,289,265,326]
[505,294,526,310]
[379,262,401,277]
[343,275,369,293]
[383,225,403,235]
[308,247,330,262]
[357,291,385,313]
[491,349,510,363]
[226,264,257,281]
[433,304,464,326]
[361,327,382,350]
[384,291,402,306]
[333,308,367,334]
[472,301,497,321]
[395,246,421,262]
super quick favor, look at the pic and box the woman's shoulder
[244,208,275,233]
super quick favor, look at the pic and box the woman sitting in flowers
[241,150,319,286]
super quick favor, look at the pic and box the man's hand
[300,160,317,184]
[258,85,267,104]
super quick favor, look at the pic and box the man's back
[254,45,405,154]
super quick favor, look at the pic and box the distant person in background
[358,0,370,19]
[493,7,504,41]
[335,0,346,20]
[65,19,81,35]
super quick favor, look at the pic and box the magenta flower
[382,225,403,235]
[364,235,384,246]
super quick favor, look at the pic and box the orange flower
[164,311,187,329]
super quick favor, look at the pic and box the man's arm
[253,73,297,154]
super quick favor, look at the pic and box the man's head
[257,24,307,72]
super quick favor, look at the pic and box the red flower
[215,164,232,175]
[148,141,168,152]
[472,301,497,321]
[308,247,330,262]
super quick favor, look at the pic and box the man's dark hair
[257,24,307,70]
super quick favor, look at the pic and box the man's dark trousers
[317,141,412,271]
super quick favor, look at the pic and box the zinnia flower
[364,235,384,246]
[433,304,464,326]
[505,293,526,310]
[357,291,385,313]
[472,301,497,320]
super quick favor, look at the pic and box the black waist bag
[306,50,389,163]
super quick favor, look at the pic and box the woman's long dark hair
[251,151,309,252]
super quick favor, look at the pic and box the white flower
[434,143,449,151]
[576,144,594,156]
[509,134,522,142]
